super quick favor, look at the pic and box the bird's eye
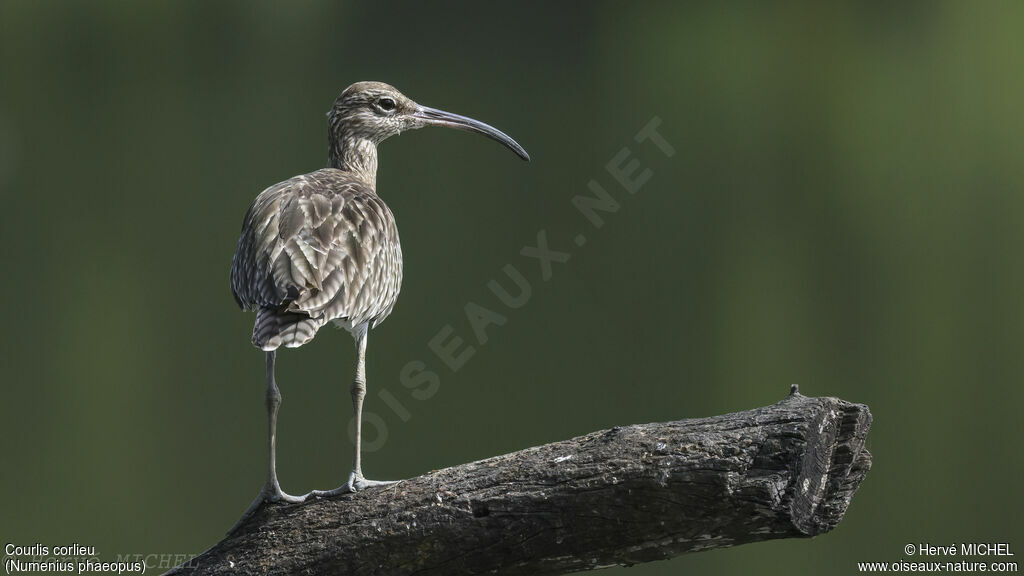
[378,97,396,112]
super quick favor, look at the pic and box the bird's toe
[350,476,400,492]
[306,485,354,499]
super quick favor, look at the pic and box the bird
[229,81,529,514]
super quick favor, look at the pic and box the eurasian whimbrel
[230,81,529,512]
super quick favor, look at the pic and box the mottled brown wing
[230,168,402,350]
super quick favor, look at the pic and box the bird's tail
[253,306,326,351]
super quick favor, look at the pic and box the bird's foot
[228,482,305,535]
[306,472,400,499]
[347,470,400,492]
[351,476,400,491]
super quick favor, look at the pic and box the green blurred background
[2,1,1022,573]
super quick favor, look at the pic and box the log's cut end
[787,394,873,536]
[169,392,872,576]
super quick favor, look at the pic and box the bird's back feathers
[231,168,402,350]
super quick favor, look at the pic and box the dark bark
[168,387,872,575]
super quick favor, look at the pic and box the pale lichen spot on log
[689,534,732,552]
[819,410,838,433]
[553,454,574,464]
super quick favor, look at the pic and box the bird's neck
[329,135,379,188]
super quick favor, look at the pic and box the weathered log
[168,386,871,575]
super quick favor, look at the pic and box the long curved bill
[415,106,530,161]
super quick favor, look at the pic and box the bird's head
[328,81,529,161]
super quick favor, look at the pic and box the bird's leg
[262,350,304,502]
[309,328,398,498]
[230,352,305,533]
[347,329,398,491]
